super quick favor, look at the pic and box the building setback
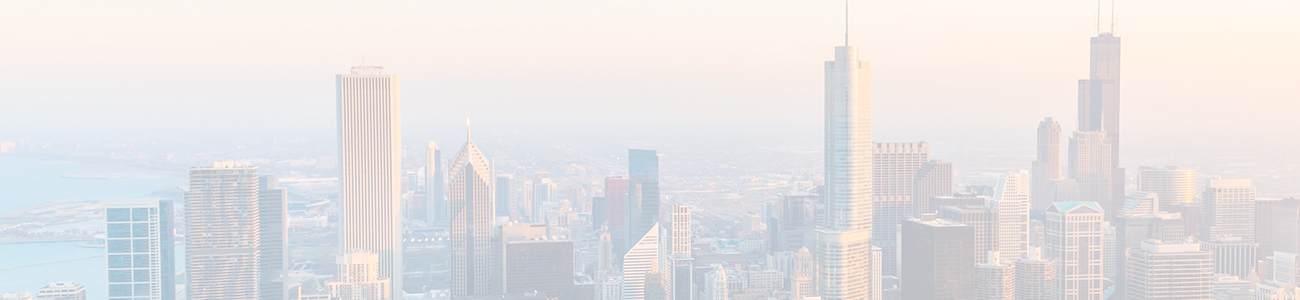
[1125,240,1213,300]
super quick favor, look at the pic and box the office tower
[1275,199,1300,255]
[105,198,174,300]
[327,252,391,300]
[1077,32,1121,165]
[186,161,260,300]
[662,204,691,300]
[1210,274,1253,299]
[666,204,691,256]
[532,172,555,223]
[258,175,288,300]
[1120,191,1158,216]
[1168,202,1202,240]
[1277,252,1300,285]
[873,142,929,276]
[668,256,693,300]
[503,238,575,299]
[992,171,1030,261]
[645,264,666,300]
[1259,198,1283,257]
[818,43,874,300]
[629,149,661,243]
[1137,166,1195,206]
[448,129,495,297]
[36,282,85,300]
[1045,202,1105,299]
[605,176,631,254]
[597,232,616,280]
[1103,223,1117,280]
[1199,179,1257,242]
[789,247,815,300]
[495,175,513,218]
[913,160,954,217]
[974,252,1015,300]
[940,206,997,261]
[1112,212,1186,298]
[901,214,975,300]
[1044,179,1081,204]
[427,142,446,225]
[593,197,607,230]
[623,223,660,300]
[1032,117,1064,211]
[1016,247,1057,300]
[337,65,403,295]
[1068,131,1115,219]
[703,266,727,300]
[600,276,624,300]
[1202,236,1260,279]
[1125,240,1213,299]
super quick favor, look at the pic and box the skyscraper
[1125,240,1213,300]
[1136,166,1195,206]
[873,142,929,276]
[1045,202,1105,299]
[186,161,260,300]
[661,204,691,300]
[1077,32,1121,166]
[448,128,495,297]
[817,43,874,300]
[974,252,1016,300]
[992,171,1030,262]
[327,251,391,300]
[1202,236,1260,280]
[900,214,975,300]
[623,223,660,300]
[940,205,997,262]
[1016,247,1058,300]
[503,238,575,299]
[605,176,631,254]
[259,175,288,300]
[1032,117,1063,211]
[106,199,174,300]
[913,160,954,217]
[629,149,660,245]
[495,175,512,219]
[336,65,403,295]
[1068,131,1115,218]
[1199,179,1257,242]
[427,141,446,226]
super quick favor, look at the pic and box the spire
[845,0,850,46]
[466,118,472,140]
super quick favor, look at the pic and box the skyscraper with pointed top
[336,65,403,296]
[817,20,875,299]
[448,123,496,297]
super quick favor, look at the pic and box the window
[108,223,131,238]
[134,269,150,282]
[109,270,132,282]
[134,254,151,268]
[132,208,149,221]
[109,284,132,297]
[133,239,150,253]
[133,283,150,296]
[108,208,131,222]
[107,240,131,253]
[133,223,149,238]
[108,255,131,268]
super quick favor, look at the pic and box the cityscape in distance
[1,1,1298,300]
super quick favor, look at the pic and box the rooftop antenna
[362,54,366,67]
[1110,0,1117,35]
[845,0,849,46]
[1095,0,1101,35]
[466,118,472,139]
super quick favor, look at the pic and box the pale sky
[1,0,1297,156]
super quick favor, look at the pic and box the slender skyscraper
[186,161,260,300]
[1045,202,1105,299]
[337,65,403,295]
[992,171,1031,262]
[873,142,929,276]
[818,42,874,300]
[427,141,446,226]
[1078,32,1121,166]
[901,214,975,300]
[1032,117,1063,211]
[106,199,174,300]
[259,175,289,300]
[629,149,661,245]
[448,126,495,297]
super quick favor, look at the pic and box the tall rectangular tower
[1068,131,1115,218]
[106,199,175,300]
[1045,202,1105,299]
[1199,179,1256,242]
[912,160,953,217]
[900,215,975,300]
[873,142,929,276]
[818,45,874,300]
[427,141,445,226]
[448,133,495,297]
[186,161,260,300]
[1125,241,1213,300]
[259,175,288,300]
[1078,33,1121,166]
[1032,117,1062,211]
[336,65,403,295]
[629,149,661,245]
[992,171,1030,262]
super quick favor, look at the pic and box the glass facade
[105,199,174,300]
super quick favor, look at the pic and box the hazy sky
[2,0,1297,157]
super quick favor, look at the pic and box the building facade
[901,214,975,300]
[1125,241,1213,300]
[449,131,496,297]
[337,65,403,295]
[186,161,260,300]
[817,44,875,300]
[105,198,175,300]
[1045,202,1105,300]
[1032,117,1063,212]
[1199,179,1257,242]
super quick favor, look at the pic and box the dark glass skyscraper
[629,149,660,244]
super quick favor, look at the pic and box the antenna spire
[466,118,472,139]
[845,0,849,46]
[1095,0,1102,35]
[1110,0,1117,34]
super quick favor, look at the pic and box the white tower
[336,65,403,296]
[817,42,875,300]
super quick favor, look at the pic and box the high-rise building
[1259,198,1284,257]
[428,142,446,225]
[503,238,575,299]
[790,247,816,300]
[940,205,997,262]
[531,172,555,224]
[623,223,660,300]
[1068,131,1115,219]
[1274,199,1300,256]
[1119,191,1159,217]
[817,43,875,300]
[105,199,174,300]
[900,214,975,300]
[259,175,288,300]
[1112,212,1185,299]
[1077,32,1121,166]
[186,161,260,300]
[1276,252,1300,286]
[495,175,513,219]
[597,232,616,281]
[913,160,954,217]
[703,267,727,300]
[1016,247,1058,300]
[327,251,392,300]
[1045,202,1105,299]
[1199,179,1257,242]
[629,149,661,245]
[992,171,1030,262]
[336,65,403,295]
[605,176,631,254]
[36,282,85,300]
[873,142,929,276]
[661,204,691,300]
[448,129,495,297]
[974,252,1015,300]
[1202,236,1260,280]
[1125,240,1213,300]
[1136,166,1195,206]
[1032,117,1064,212]
[668,255,693,300]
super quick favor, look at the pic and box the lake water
[0,156,184,298]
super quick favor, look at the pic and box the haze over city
[0,1,1297,300]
